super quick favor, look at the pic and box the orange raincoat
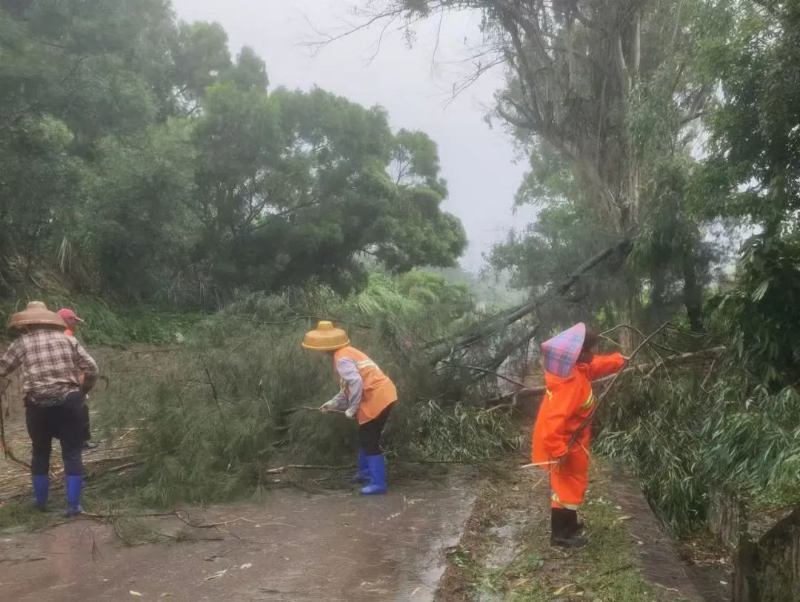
[532,353,625,509]
[333,346,397,425]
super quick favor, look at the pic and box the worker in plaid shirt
[0,302,98,516]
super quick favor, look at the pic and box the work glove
[345,407,358,420]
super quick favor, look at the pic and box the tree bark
[682,252,705,334]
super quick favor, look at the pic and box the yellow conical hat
[302,321,350,351]
[7,301,67,330]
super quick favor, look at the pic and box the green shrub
[596,370,800,533]
[97,276,520,507]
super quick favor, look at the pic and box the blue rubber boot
[360,455,387,496]
[65,476,83,517]
[32,475,49,511]
[355,449,370,484]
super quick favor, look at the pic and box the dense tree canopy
[355,0,735,345]
[0,0,465,304]
[695,0,800,384]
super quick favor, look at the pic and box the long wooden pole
[0,378,10,459]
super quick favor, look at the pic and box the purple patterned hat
[541,323,587,377]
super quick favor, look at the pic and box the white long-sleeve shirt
[327,357,364,416]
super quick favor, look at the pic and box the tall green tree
[359,0,731,341]
[695,0,800,384]
[83,119,199,300]
[192,85,465,293]
[0,0,465,303]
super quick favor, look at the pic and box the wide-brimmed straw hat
[7,301,67,330]
[541,323,586,377]
[302,321,350,351]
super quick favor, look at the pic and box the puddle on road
[0,472,476,602]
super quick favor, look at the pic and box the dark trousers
[25,392,84,476]
[83,398,91,441]
[358,403,394,456]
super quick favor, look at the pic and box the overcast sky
[171,0,537,271]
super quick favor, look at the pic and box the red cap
[56,308,84,323]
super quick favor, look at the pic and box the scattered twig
[172,511,248,531]
[265,464,353,475]
[597,563,637,577]
[464,365,527,389]
[601,324,682,356]
[100,461,141,474]
[520,460,558,469]
[397,457,505,466]
[286,405,344,414]
[79,511,177,521]
[202,366,222,415]
[700,358,718,392]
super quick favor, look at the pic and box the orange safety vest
[333,346,397,425]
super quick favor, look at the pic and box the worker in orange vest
[57,309,99,451]
[303,321,398,495]
[532,323,627,547]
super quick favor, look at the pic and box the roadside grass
[501,497,689,601]
[438,462,692,602]
[0,293,206,347]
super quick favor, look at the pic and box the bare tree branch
[427,238,632,363]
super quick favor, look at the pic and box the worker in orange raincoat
[532,323,626,548]
[303,321,398,496]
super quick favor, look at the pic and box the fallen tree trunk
[488,345,726,403]
[428,239,632,365]
[483,321,540,373]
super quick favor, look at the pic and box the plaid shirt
[541,323,586,378]
[0,329,98,399]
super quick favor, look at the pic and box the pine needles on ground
[94,276,521,508]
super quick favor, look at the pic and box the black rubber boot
[550,508,588,548]
[565,509,587,538]
[574,514,586,536]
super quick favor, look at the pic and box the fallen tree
[429,239,632,366]
[484,345,726,408]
